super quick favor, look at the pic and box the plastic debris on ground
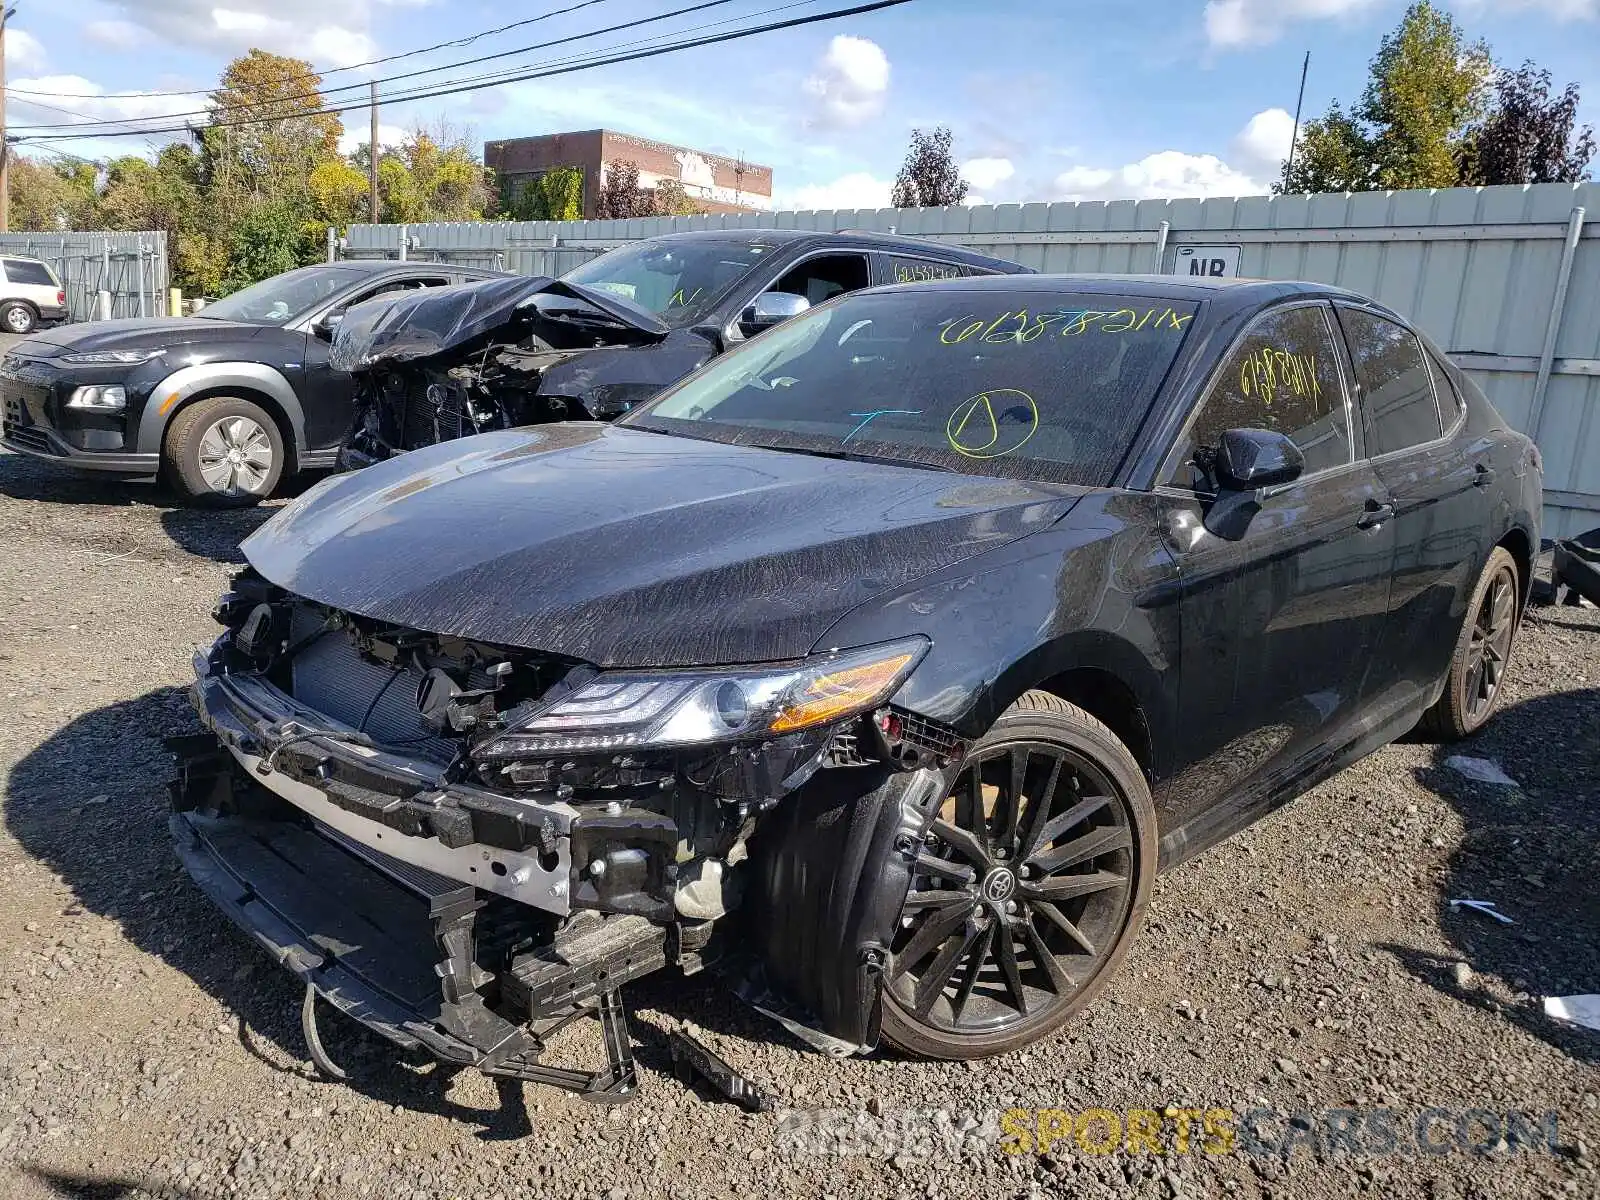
[1448,898,1516,925]
[1543,995,1600,1032]
[1443,755,1519,787]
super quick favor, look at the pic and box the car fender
[813,491,1183,776]
[136,361,306,456]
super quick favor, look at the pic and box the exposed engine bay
[172,568,965,1102]
[332,275,701,468]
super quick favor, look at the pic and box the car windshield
[622,287,1199,485]
[197,266,360,325]
[563,239,775,327]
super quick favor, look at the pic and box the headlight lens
[475,637,928,758]
[61,349,163,366]
[67,384,128,410]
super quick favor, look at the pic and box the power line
[3,0,622,101]
[9,0,748,132]
[13,1,913,145]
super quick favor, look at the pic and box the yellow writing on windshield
[668,286,704,308]
[1238,346,1322,406]
[938,307,1192,346]
[946,388,1039,459]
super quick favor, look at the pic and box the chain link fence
[0,231,171,322]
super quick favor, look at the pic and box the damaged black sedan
[332,229,1027,467]
[172,275,1541,1102]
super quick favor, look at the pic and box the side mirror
[1215,428,1304,491]
[740,292,809,335]
[1201,429,1305,540]
[312,311,345,342]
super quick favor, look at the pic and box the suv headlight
[61,349,164,366]
[474,637,928,759]
[67,385,128,410]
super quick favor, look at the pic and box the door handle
[1357,500,1394,529]
[1473,462,1496,488]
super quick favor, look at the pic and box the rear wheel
[880,691,1157,1060]
[1419,546,1521,741]
[1,302,37,335]
[163,396,284,506]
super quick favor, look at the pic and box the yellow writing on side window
[938,307,1192,346]
[1238,347,1321,406]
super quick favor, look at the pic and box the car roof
[322,260,504,278]
[637,228,1031,274]
[871,272,1389,315]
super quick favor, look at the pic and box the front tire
[880,691,1157,1060]
[163,396,285,506]
[1419,546,1521,741]
[1,301,37,335]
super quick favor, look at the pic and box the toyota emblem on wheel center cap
[981,868,1017,903]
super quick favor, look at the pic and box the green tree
[205,49,344,201]
[651,178,704,217]
[223,200,311,293]
[5,157,99,230]
[1357,1,1490,188]
[1281,102,1374,193]
[890,126,967,209]
[503,166,585,221]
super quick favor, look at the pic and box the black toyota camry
[171,274,1541,1099]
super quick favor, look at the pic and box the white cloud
[309,26,378,69]
[780,172,891,211]
[802,35,890,129]
[959,157,1014,191]
[84,19,153,49]
[1052,151,1267,202]
[1450,0,1597,15]
[1204,0,1383,48]
[90,1,387,67]
[8,75,199,126]
[1229,107,1296,179]
[338,123,409,155]
[5,28,47,73]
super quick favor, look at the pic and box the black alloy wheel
[1420,546,1522,741]
[881,692,1156,1059]
[1465,561,1517,722]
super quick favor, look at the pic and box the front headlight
[61,349,164,366]
[67,385,128,410]
[474,637,928,758]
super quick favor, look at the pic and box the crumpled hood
[16,317,262,356]
[244,423,1081,667]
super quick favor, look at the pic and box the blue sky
[7,0,1597,208]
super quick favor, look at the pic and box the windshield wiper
[775,446,958,473]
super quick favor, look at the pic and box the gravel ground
[0,443,1596,1200]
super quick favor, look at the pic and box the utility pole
[368,81,380,224]
[1284,51,1310,191]
[0,6,15,232]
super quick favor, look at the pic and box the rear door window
[886,256,970,284]
[4,259,57,287]
[1164,304,1350,490]
[1338,308,1442,455]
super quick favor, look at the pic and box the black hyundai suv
[0,261,501,504]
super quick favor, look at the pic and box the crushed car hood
[329,275,669,372]
[243,423,1082,668]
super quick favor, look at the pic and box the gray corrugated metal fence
[345,183,1600,538]
[0,231,171,322]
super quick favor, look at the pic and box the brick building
[484,130,773,219]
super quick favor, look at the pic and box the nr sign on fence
[1171,245,1242,278]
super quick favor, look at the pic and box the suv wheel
[1,302,37,335]
[1419,546,1521,740]
[163,396,285,506]
[880,691,1157,1060]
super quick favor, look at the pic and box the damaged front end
[171,569,964,1101]
[332,276,678,468]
